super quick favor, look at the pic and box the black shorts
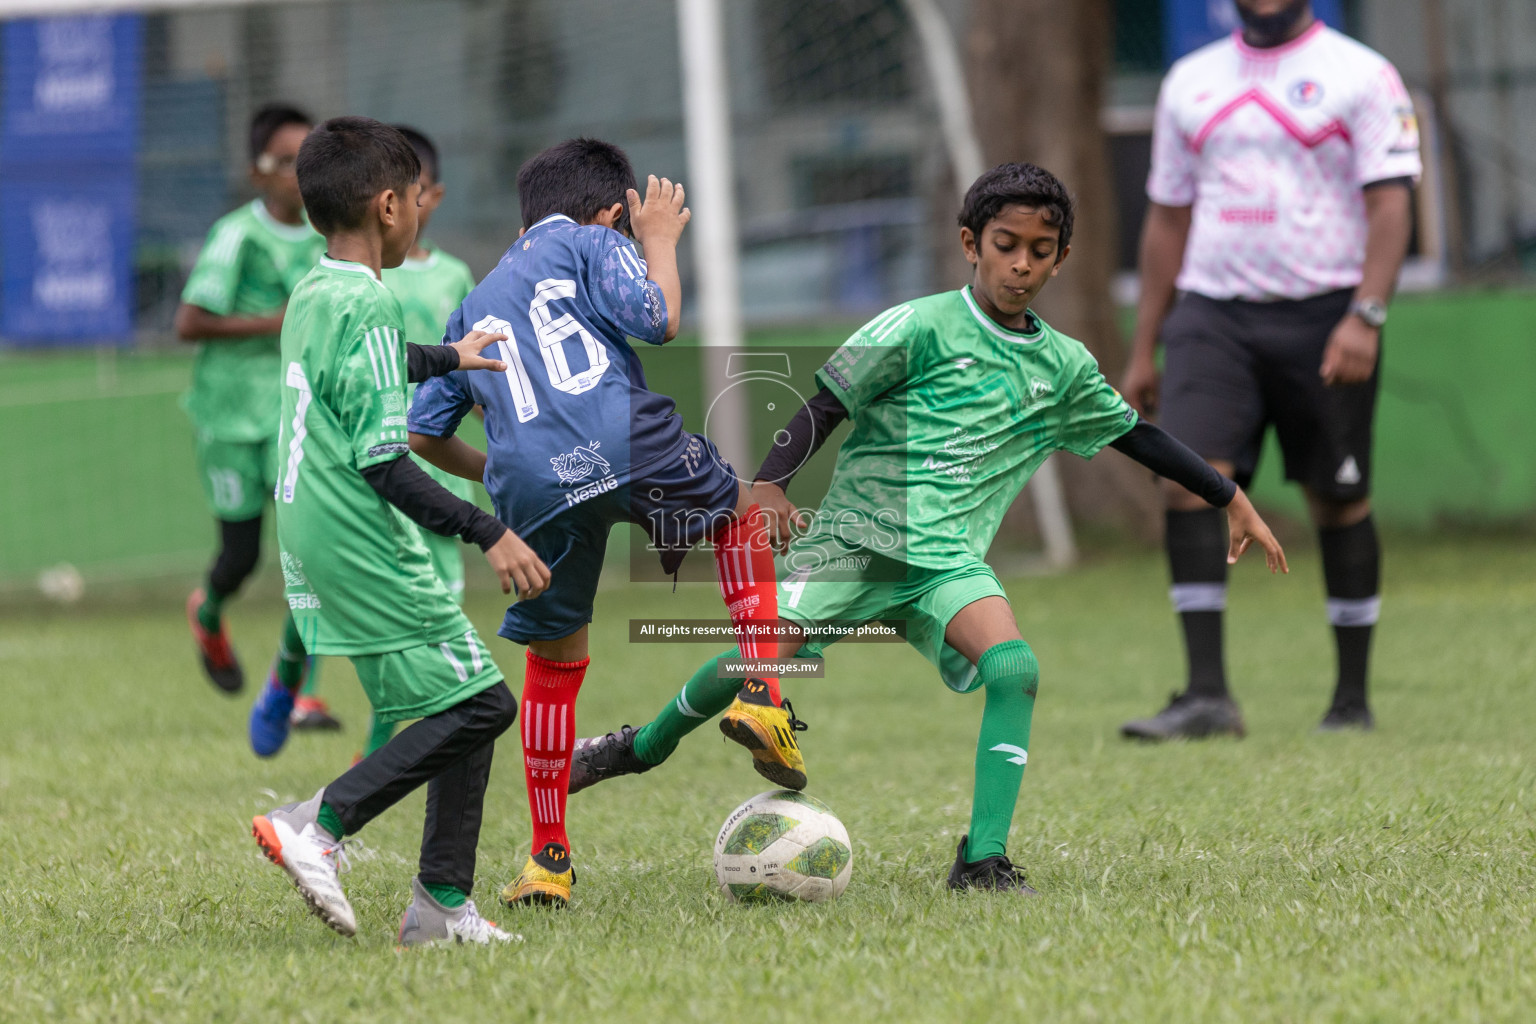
[1158,289,1377,502]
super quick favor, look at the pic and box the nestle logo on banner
[32,200,113,310]
[35,18,114,113]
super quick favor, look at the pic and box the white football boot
[398,877,520,948]
[251,789,357,937]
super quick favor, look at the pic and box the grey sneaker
[251,788,357,937]
[568,726,655,795]
[1120,692,1246,740]
[398,877,520,947]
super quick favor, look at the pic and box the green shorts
[779,534,1007,693]
[351,628,500,724]
[195,434,276,521]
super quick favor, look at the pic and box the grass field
[2,537,1533,1022]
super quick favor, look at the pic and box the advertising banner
[1,14,141,344]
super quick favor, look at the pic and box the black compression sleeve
[406,343,460,383]
[1109,421,1237,508]
[753,387,849,492]
[360,456,506,549]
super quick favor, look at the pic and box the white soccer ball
[37,563,85,605]
[713,789,852,903]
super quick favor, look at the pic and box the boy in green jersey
[249,116,549,944]
[178,104,327,708]
[357,125,481,757]
[571,163,1289,893]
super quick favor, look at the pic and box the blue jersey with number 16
[408,213,686,537]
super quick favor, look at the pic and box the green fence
[2,289,1532,588]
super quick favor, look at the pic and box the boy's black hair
[958,162,1074,250]
[249,103,313,163]
[296,116,421,235]
[516,138,638,235]
[393,125,440,183]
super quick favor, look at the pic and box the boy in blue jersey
[409,139,798,908]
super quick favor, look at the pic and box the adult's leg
[1122,295,1263,740]
[1308,491,1379,722]
[1163,465,1237,700]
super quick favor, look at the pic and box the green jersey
[381,244,477,349]
[383,245,479,510]
[274,257,470,656]
[810,286,1137,568]
[181,199,324,442]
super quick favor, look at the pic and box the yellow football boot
[501,842,575,908]
[718,690,808,791]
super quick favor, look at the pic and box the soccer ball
[713,789,852,903]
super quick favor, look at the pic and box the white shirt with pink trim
[1147,22,1421,301]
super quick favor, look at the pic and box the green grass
[2,537,1533,1022]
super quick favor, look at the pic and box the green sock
[363,714,397,758]
[196,589,225,633]
[633,649,743,765]
[299,656,322,697]
[423,881,467,909]
[966,640,1039,861]
[316,801,346,841]
[274,615,307,690]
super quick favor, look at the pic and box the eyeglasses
[255,153,298,175]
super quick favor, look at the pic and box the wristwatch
[1349,297,1388,329]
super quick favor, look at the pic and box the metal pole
[677,0,750,477]
[903,0,1078,568]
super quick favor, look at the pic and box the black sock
[1165,508,1229,698]
[208,516,264,599]
[1319,516,1380,710]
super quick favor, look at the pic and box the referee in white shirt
[1119,0,1420,739]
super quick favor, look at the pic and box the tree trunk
[964,0,1161,541]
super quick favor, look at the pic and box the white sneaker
[398,877,520,947]
[252,794,357,938]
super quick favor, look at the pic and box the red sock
[521,651,588,857]
[714,506,782,706]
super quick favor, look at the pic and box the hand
[1224,488,1288,574]
[484,529,551,598]
[450,330,508,373]
[1119,351,1161,416]
[750,481,807,553]
[626,175,691,250]
[1319,316,1379,386]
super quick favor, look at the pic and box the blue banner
[1,14,141,344]
[1,169,137,344]
[1164,0,1345,65]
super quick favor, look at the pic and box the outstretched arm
[750,387,849,550]
[1110,421,1288,573]
[405,329,507,383]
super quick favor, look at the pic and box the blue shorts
[499,433,741,643]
